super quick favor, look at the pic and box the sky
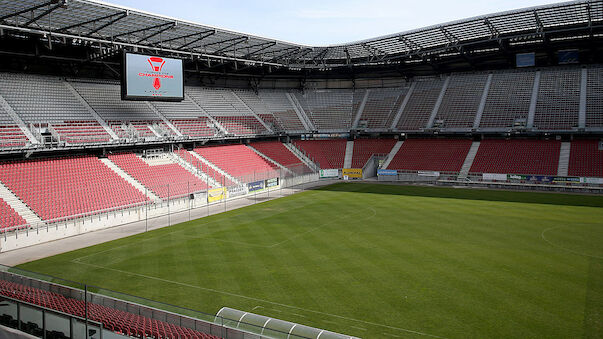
[103,0,564,46]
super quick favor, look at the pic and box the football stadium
[0,0,601,338]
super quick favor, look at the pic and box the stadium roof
[0,0,601,70]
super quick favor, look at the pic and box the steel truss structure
[0,0,601,71]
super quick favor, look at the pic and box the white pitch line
[71,260,448,339]
[350,326,367,331]
[540,225,603,260]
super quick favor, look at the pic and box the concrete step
[343,140,354,168]
[458,141,481,179]
[0,181,44,226]
[284,143,319,172]
[247,145,293,174]
[169,152,220,187]
[187,151,241,185]
[99,158,161,202]
[382,140,404,169]
[557,142,571,176]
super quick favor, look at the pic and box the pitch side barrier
[216,307,359,339]
[377,169,603,193]
[0,163,319,252]
[0,265,319,339]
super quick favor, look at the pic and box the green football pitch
[17,183,603,339]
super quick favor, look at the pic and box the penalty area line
[71,260,447,339]
[540,225,603,260]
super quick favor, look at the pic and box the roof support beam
[211,36,249,54]
[112,21,174,39]
[533,11,544,33]
[0,0,56,22]
[242,41,276,58]
[177,30,216,49]
[159,30,203,44]
[135,22,176,44]
[439,27,459,45]
[483,18,499,38]
[311,48,329,65]
[270,46,301,60]
[203,35,247,49]
[87,12,128,36]
[23,1,64,27]
[58,12,125,32]
[398,36,422,53]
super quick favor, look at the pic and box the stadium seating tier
[108,153,208,199]
[568,140,603,177]
[387,139,472,172]
[470,140,561,175]
[0,156,149,221]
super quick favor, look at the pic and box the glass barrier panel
[19,305,43,337]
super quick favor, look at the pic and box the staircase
[0,181,44,226]
[382,141,404,169]
[169,152,221,187]
[284,143,319,172]
[458,141,481,179]
[557,142,571,176]
[187,151,241,185]
[99,158,161,202]
[343,140,354,168]
[0,93,38,144]
[247,145,293,174]
[63,81,118,140]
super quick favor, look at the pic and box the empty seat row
[108,153,208,199]
[0,278,221,339]
[0,156,149,221]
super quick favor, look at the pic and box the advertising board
[319,169,339,178]
[207,188,226,203]
[342,168,363,179]
[265,178,279,188]
[378,169,398,176]
[248,180,265,192]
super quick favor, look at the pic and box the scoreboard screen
[121,53,184,101]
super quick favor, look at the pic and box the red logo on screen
[153,77,161,90]
[148,57,165,72]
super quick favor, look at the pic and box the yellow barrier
[207,187,226,202]
[342,168,363,179]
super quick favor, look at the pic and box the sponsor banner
[418,171,440,177]
[207,188,226,203]
[247,180,265,192]
[553,176,580,183]
[227,185,247,198]
[508,174,556,182]
[483,173,507,181]
[507,174,525,180]
[581,177,603,184]
[378,169,398,176]
[265,177,279,188]
[319,169,339,178]
[525,175,554,183]
[310,133,349,139]
[342,168,362,179]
